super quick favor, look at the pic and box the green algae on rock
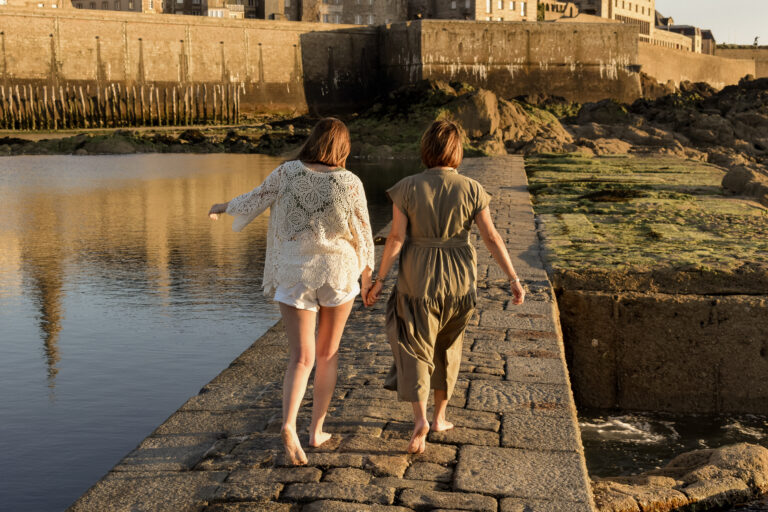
[526,154,768,274]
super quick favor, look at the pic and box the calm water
[0,154,416,512]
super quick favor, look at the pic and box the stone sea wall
[0,9,757,127]
[382,20,644,104]
[638,42,755,89]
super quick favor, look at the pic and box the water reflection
[19,198,65,390]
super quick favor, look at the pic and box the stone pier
[69,155,595,512]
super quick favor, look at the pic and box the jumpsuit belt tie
[407,235,470,248]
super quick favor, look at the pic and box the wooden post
[171,87,177,126]
[78,86,88,129]
[138,85,145,126]
[0,86,6,129]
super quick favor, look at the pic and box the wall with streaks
[0,7,379,126]
[382,20,644,104]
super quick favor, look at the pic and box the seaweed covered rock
[723,165,768,206]
[593,444,768,512]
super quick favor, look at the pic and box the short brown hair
[420,120,463,169]
[297,117,351,168]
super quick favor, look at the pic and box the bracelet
[510,277,520,283]
[372,275,386,285]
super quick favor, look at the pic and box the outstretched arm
[209,165,282,231]
[475,207,525,305]
[364,204,408,307]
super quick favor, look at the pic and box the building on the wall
[539,0,578,20]
[701,29,715,55]
[70,0,159,12]
[162,0,256,17]
[300,0,407,24]
[0,0,71,7]
[571,0,655,42]
[406,0,537,22]
[664,25,702,54]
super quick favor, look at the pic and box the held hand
[365,281,384,307]
[510,279,525,306]
[208,203,227,220]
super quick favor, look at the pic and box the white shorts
[274,282,360,313]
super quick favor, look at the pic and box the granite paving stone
[455,445,592,502]
[467,381,571,416]
[505,356,568,384]
[502,413,581,452]
[281,483,395,505]
[404,462,454,482]
[398,489,497,512]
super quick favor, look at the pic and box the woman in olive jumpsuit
[366,120,525,454]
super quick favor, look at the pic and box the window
[450,0,456,8]
[149,0,153,8]
[355,14,361,23]
[497,0,501,8]
[176,0,182,4]
[284,0,290,6]
[114,0,119,7]
[509,1,514,9]
[485,0,490,12]
[497,16,502,20]
[0,0,8,4]
[520,0,525,15]
[89,1,95,7]
[485,15,490,20]
[127,0,132,6]
[367,14,374,23]
[192,0,199,4]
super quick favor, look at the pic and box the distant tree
[537,2,545,21]
[755,36,760,47]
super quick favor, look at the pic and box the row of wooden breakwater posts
[0,82,245,130]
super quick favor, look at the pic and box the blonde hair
[297,117,351,168]
[420,120,463,169]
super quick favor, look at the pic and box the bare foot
[281,425,308,466]
[308,431,332,448]
[407,420,430,454]
[431,419,454,432]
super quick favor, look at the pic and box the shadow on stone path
[69,155,595,512]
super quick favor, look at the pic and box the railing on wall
[0,82,244,130]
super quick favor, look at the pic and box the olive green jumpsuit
[384,167,491,403]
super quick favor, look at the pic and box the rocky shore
[593,443,768,512]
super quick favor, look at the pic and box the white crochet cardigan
[226,160,375,297]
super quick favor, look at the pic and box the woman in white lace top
[209,118,374,465]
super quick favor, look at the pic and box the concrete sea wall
[0,7,379,120]
[382,20,644,104]
[717,48,768,79]
[0,9,758,126]
[638,42,755,89]
[553,270,768,414]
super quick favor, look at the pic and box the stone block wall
[382,19,643,103]
[0,7,380,116]
[638,42,755,89]
[717,48,768,79]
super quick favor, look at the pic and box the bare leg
[308,299,354,447]
[279,303,317,466]
[408,401,430,454]
[432,389,454,432]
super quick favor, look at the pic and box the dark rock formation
[594,444,768,512]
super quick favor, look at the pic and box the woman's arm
[475,207,525,305]
[364,204,408,307]
[350,180,375,301]
[209,165,282,231]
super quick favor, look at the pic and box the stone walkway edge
[69,155,596,512]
